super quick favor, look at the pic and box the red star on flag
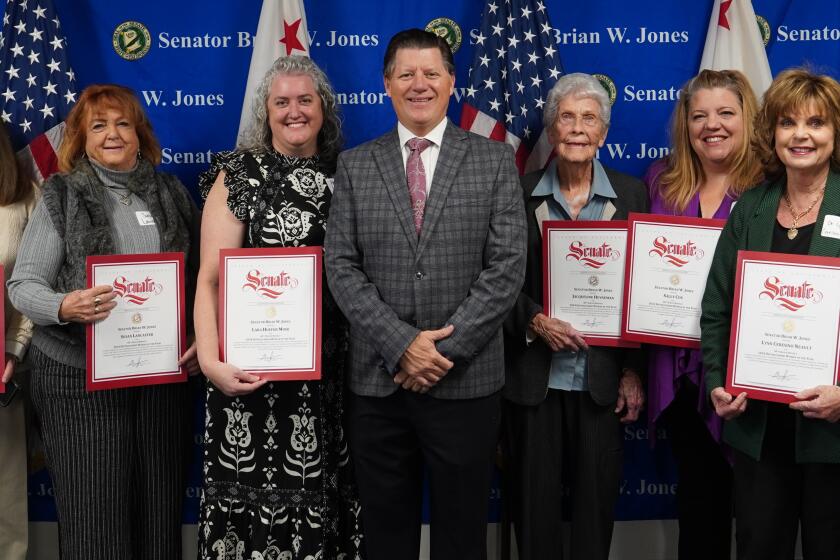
[718,0,733,29]
[279,18,306,55]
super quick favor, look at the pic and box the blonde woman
[644,69,763,559]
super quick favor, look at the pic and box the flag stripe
[459,0,563,175]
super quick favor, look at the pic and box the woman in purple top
[644,69,763,560]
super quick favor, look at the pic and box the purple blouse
[644,159,736,444]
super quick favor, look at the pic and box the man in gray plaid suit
[325,28,526,560]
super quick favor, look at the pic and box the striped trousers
[29,347,189,560]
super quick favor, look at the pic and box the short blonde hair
[58,84,161,171]
[753,68,840,179]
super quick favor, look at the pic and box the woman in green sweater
[701,68,840,560]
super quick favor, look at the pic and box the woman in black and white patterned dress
[193,56,363,560]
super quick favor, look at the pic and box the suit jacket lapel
[534,201,549,237]
[417,123,468,256]
[373,129,418,250]
[747,178,782,253]
[809,169,840,257]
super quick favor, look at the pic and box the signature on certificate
[771,369,796,382]
[659,317,683,328]
[582,317,605,328]
[258,351,280,362]
[127,357,150,369]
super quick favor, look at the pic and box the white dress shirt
[396,118,448,194]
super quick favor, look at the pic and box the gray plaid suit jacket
[325,121,527,399]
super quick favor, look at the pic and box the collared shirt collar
[397,117,448,149]
[531,158,617,201]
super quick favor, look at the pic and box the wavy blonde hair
[657,69,763,212]
[753,68,840,180]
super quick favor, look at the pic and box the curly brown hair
[58,84,161,171]
[753,68,840,179]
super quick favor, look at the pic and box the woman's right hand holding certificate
[711,387,748,420]
[530,312,589,353]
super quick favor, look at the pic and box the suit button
[415,271,424,280]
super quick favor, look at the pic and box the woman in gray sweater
[7,84,200,560]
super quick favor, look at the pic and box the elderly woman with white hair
[501,72,648,560]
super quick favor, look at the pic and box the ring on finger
[94,305,100,313]
[94,296,102,305]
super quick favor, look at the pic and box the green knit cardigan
[700,168,840,462]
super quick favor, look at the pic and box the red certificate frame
[726,251,840,404]
[622,213,725,348]
[86,253,187,391]
[219,247,322,381]
[542,220,637,348]
[1,264,5,394]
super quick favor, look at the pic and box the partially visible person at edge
[7,84,200,560]
[0,123,37,560]
[644,69,763,560]
[501,72,647,560]
[193,56,364,559]
[701,68,840,560]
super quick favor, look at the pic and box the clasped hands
[711,385,840,423]
[393,325,454,393]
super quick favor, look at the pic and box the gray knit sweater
[7,159,197,369]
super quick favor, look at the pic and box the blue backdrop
[19,0,840,523]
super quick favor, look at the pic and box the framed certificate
[1,264,5,394]
[219,247,322,380]
[86,253,186,391]
[542,220,636,347]
[622,213,725,348]
[726,251,840,403]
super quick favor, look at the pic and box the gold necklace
[783,186,824,240]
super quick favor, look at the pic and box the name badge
[821,215,840,240]
[136,211,155,226]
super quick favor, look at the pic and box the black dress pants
[734,404,840,560]
[502,389,623,560]
[659,383,733,560]
[347,389,501,560]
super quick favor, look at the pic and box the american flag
[460,0,563,174]
[0,0,76,182]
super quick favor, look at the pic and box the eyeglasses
[557,112,601,128]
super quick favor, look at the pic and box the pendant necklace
[783,186,824,240]
[107,185,132,206]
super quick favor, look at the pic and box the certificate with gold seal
[219,247,321,380]
[86,253,186,391]
[622,213,725,348]
[726,251,840,404]
[542,220,636,347]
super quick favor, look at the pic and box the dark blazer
[503,164,648,407]
[325,121,527,399]
[701,169,840,463]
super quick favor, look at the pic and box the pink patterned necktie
[406,137,432,234]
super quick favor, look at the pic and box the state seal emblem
[425,17,463,53]
[755,15,771,47]
[113,21,151,60]
[593,74,617,106]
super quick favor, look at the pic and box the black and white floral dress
[197,150,363,560]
